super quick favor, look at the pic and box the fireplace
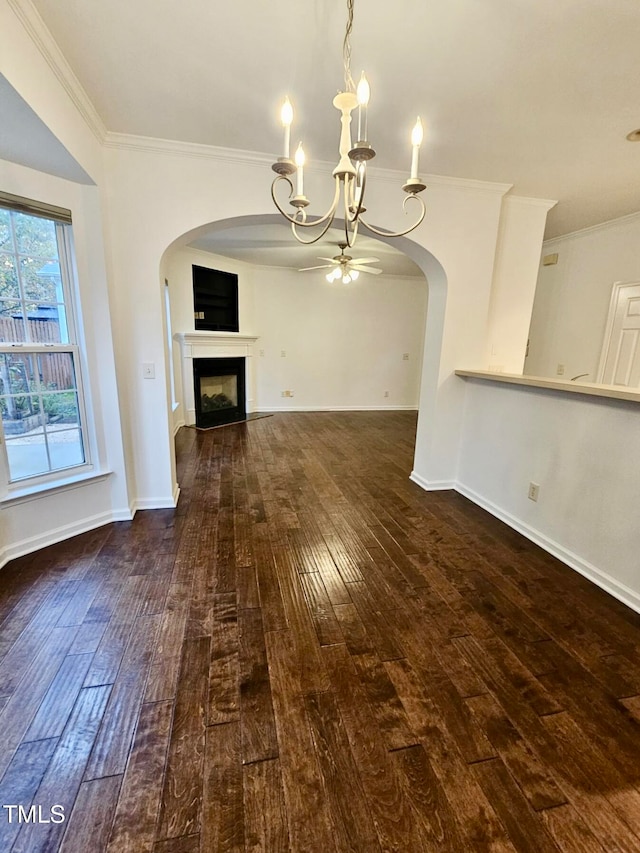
[174,331,258,427]
[193,357,246,428]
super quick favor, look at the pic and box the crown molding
[104,132,513,196]
[368,165,512,196]
[7,0,107,143]
[544,208,640,247]
[103,132,273,168]
[503,195,557,211]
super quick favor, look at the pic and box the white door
[598,281,640,386]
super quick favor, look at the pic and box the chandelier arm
[271,175,341,229]
[343,213,359,249]
[359,194,427,238]
[291,212,339,245]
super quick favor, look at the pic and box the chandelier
[270,0,426,248]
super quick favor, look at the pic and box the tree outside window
[0,202,88,484]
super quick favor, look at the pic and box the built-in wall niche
[192,265,239,332]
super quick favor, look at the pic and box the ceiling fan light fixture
[626,128,640,142]
[270,0,427,249]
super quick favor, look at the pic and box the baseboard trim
[173,419,185,436]
[131,495,180,512]
[409,471,456,491]
[455,482,640,616]
[0,507,134,571]
[254,405,418,413]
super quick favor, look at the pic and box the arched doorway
[160,215,448,494]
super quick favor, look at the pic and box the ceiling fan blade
[298,264,333,271]
[349,257,380,265]
[350,264,382,274]
[317,257,340,263]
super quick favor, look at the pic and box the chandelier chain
[342,0,355,92]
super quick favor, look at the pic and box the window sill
[1,469,112,508]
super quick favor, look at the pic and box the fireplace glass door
[193,357,246,427]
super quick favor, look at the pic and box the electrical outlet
[403,353,409,361]
[142,362,155,379]
[384,390,389,398]
[556,364,565,376]
[280,350,286,358]
[528,482,540,502]
[259,349,265,357]
[281,390,293,398]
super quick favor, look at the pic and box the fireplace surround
[174,331,258,427]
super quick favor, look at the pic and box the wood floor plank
[3,411,640,853]
[238,607,278,764]
[305,689,381,853]
[0,738,58,851]
[0,624,79,781]
[200,722,244,853]
[384,657,516,853]
[299,571,343,646]
[351,652,419,751]
[58,775,122,853]
[11,685,112,853]
[85,613,160,779]
[265,629,337,853]
[471,758,562,853]
[208,592,240,726]
[243,759,289,853]
[106,700,173,853]
[24,652,93,743]
[391,744,466,852]
[158,636,209,840]
[465,692,567,811]
[540,805,609,853]
[321,642,436,853]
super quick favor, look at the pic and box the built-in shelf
[455,369,640,403]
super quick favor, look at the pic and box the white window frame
[0,198,93,494]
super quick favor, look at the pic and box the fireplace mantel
[174,331,259,424]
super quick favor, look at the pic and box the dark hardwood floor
[1,410,640,852]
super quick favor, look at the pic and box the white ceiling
[23,0,640,237]
[189,224,424,278]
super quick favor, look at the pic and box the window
[0,194,89,486]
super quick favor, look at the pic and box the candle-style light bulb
[295,142,305,196]
[281,97,293,159]
[356,72,370,142]
[357,72,370,106]
[410,117,423,179]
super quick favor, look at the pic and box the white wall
[164,246,427,414]
[525,212,640,380]
[457,377,640,611]
[484,196,555,374]
[252,265,426,411]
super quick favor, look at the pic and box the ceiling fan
[299,242,382,283]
